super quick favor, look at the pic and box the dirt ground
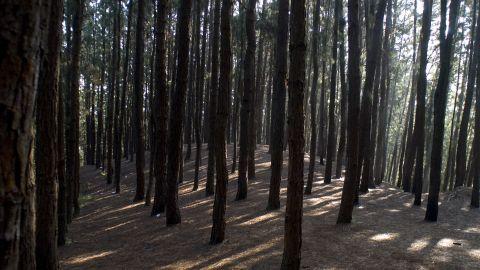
[60,144,480,269]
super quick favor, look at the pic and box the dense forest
[1,0,479,269]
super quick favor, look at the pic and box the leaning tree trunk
[267,0,289,210]
[210,0,232,244]
[281,0,306,268]
[0,2,42,268]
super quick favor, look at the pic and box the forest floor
[60,144,480,269]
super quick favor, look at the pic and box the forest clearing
[59,146,480,269]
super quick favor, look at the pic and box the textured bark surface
[35,0,63,268]
[0,1,41,268]
[281,0,306,268]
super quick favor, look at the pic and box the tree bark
[210,0,232,244]
[267,0,289,210]
[206,0,221,197]
[166,0,193,225]
[133,0,146,202]
[305,0,321,195]
[35,0,63,268]
[425,0,460,222]
[337,0,361,224]
[236,0,257,200]
[281,0,306,268]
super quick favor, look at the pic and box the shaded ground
[60,144,480,269]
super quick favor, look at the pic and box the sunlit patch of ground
[60,144,480,269]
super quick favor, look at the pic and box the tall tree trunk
[206,0,221,197]
[305,0,321,195]
[133,0,146,202]
[35,0,63,268]
[210,0,232,244]
[106,1,120,185]
[412,0,433,205]
[166,0,193,225]
[67,0,84,219]
[335,4,347,180]
[358,0,387,193]
[373,0,393,185]
[0,1,42,268]
[281,0,306,268]
[237,0,257,200]
[337,0,361,224]
[425,0,460,222]
[267,0,289,210]
[325,0,341,184]
[455,0,479,188]
[152,0,170,216]
[194,0,208,191]
[115,0,133,194]
[96,29,106,169]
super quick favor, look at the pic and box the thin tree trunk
[166,0,193,225]
[237,0,257,200]
[305,0,321,195]
[337,0,361,224]
[206,0,221,197]
[210,0,232,244]
[133,0,146,202]
[267,0,289,210]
